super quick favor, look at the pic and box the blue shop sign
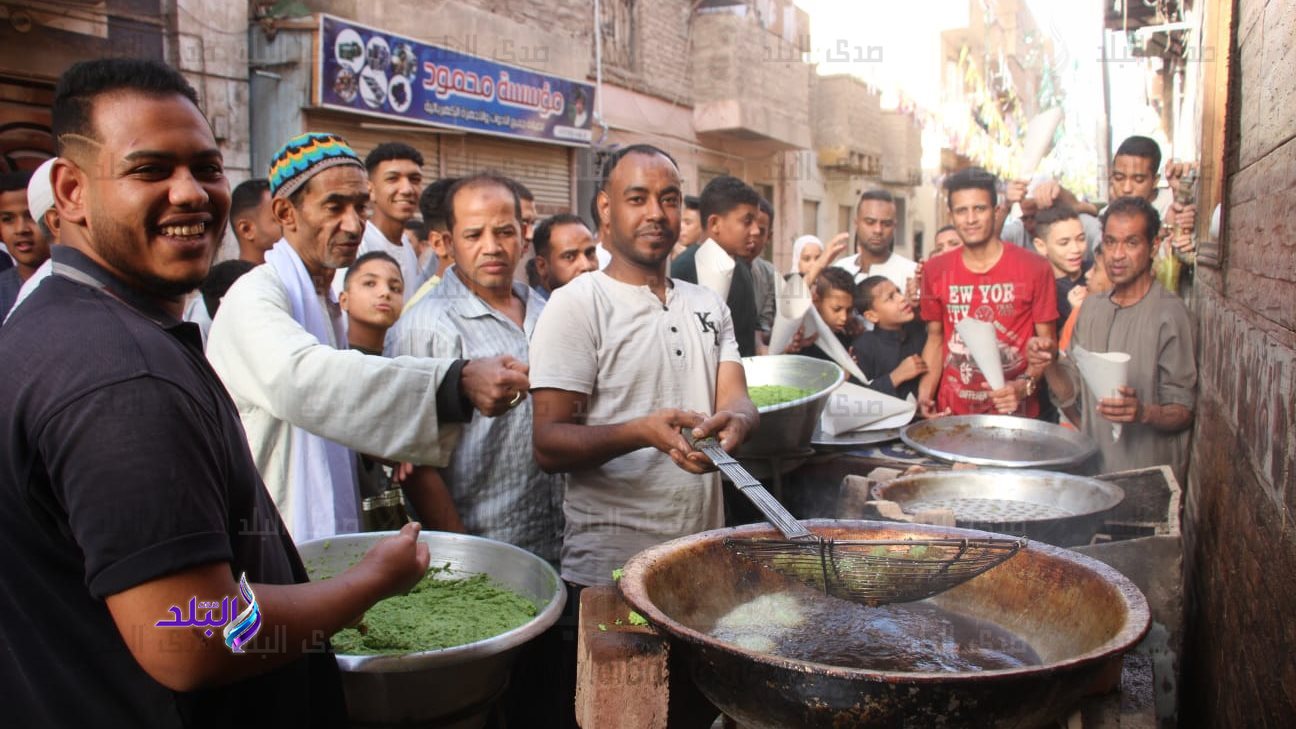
[318,14,594,146]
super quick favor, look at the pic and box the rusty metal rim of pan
[619,519,1150,683]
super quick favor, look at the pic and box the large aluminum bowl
[739,355,845,455]
[620,520,1150,729]
[870,469,1126,547]
[298,531,566,728]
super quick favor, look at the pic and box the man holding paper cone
[1028,196,1196,483]
[918,167,1058,418]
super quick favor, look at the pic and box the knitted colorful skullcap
[268,132,364,199]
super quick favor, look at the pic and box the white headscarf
[789,235,823,276]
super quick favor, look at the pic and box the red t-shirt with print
[920,243,1058,417]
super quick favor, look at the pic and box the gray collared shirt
[385,267,563,561]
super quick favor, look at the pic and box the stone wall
[1181,0,1296,724]
[173,0,251,182]
[812,74,882,171]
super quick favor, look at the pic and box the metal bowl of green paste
[739,355,845,456]
[300,530,566,727]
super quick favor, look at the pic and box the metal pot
[297,531,566,728]
[619,520,1149,729]
[869,469,1126,547]
[739,355,845,456]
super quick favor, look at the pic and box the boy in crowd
[671,175,762,356]
[340,251,438,522]
[4,160,60,323]
[341,251,404,355]
[918,167,1057,418]
[1032,205,1091,324]
[800,266,858,365]
[852,275,928,401]
[0,170,52,321]
[1060,248,1112,351]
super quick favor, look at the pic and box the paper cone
[769,273,813,355]
[807,306,871,385]
[1018,108,1063,178]
[954,318,1005,389]
[695,239,735,300]
[819,382,916,435]
[1072,344,1131,441]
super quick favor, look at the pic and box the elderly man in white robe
[208,133,528,541]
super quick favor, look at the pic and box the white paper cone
[770,273,813,355]
[695,239,735,300]
[1018,108,1063,178]
[807,306,871,385]
[954,318,1006,390]
[819,382,916,435]
[1072,344,1130,441]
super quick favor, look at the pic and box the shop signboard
[318,14,595,146]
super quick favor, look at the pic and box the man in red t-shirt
[919,167,1058,418]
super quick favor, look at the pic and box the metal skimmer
[689,432,1025,606]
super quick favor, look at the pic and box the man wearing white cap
[207,132,530,542]
[0,162,54,322]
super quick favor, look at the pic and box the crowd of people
[0,56,1199,726]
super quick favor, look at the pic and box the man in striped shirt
[385,173,561,561]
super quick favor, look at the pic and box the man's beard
[91,208,209,298]
[856,232,892,256]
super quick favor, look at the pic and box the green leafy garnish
[627,611,648,626]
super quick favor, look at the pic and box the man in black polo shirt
[0,58,430,728]
[671,175,761,356]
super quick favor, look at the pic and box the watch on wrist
[1018,375,1037,398]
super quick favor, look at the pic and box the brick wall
[880,111,922,186]
[690,12,810,138]
[813,75,882,162]
[1181,0,1296,724]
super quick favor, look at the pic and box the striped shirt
[385,267,563,561]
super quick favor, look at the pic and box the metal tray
[811,427,901,449]
[869,469,1125,546]
[900,414,1097,469]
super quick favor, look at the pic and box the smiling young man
[386,173,562,561]
[0,57,433,729]
[331,142,426,295]
[918,167,1057,418]
[206,132,530,542]
[1031,196,1196,483]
